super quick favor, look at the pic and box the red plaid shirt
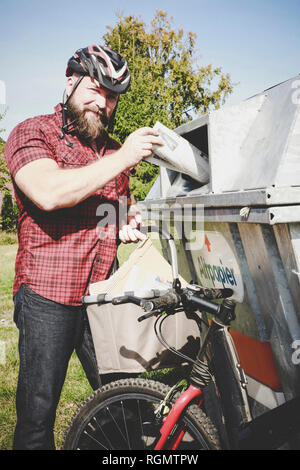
[5,104,131,305]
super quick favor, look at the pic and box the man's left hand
[119,204,147,244]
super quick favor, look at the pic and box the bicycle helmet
[66,44,131,94]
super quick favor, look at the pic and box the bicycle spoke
[92,416,115,450]
[83,430,108,450]
[137,399,146,450]
[105,405,128,446]
[121,400,131,450]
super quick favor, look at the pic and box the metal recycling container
[140,76,300,417]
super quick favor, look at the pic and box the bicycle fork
[154,385,203,451]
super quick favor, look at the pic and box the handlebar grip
[187,295,236,324]
[142,291,181,313]
[187,294,220,315]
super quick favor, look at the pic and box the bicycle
[63,226,300,450]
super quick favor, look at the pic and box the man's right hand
[119,127,164,169]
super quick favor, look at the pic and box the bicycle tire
[63,378,221,450]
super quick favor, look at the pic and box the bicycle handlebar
[186,294,220,315]
[136,292,235,324]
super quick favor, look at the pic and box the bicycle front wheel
[63,378,221,450]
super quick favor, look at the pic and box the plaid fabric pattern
[5,104,131,305]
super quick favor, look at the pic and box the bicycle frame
[153,311,252,450]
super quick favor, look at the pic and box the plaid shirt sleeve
[5,118,56,179]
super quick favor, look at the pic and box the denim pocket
[13,284,25,328]
[22,284,62,309]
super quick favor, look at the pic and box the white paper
[123,265,172,292]
[147,121,210,184]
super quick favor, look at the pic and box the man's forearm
[45,150,127,210]
[15,148,128,211]
[14,127,163,212]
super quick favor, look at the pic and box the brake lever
[138,311,160,322]
[138,307,183,322]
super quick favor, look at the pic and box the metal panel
[273,224,300,322]
[237,223,300,400]
[146,188,300,208]
[237,224,275,336]
[175,113,209,136]
[269,206,300,225]
[229,223,267,341]
[276,99,300,186]
[239,80,298,190]
[209,94,266,193]
[142,199,300,226]
[202,207,271,224]
[202,222,262,341]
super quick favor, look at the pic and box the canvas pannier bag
[86,237,200,374]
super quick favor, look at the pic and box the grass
[0,239,136,449]
[0,326,19,450]
[0,231,18,246]
[0,235,180,450]
[0,239,20,450]
[0,244,17,327]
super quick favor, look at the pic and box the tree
[0,112,18,232]
[1,192,18,232]
[0,112,10,195]
[103,10,234,200]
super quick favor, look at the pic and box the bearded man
[5,44,162,450]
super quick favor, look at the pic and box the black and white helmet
[66,44,131,94]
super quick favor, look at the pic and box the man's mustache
[86,108,108,125]
[86,108,107,117]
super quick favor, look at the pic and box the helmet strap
[107,98,119,133]
[60,75,85,145]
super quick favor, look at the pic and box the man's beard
[66,97,109,142]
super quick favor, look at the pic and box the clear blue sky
[1,0,300,140]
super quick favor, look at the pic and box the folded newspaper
[147,121,210,184]
[89,237,187,296]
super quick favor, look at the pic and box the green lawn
[0,244,17,320]
[0,238,172,450]
[0,241,81,449]
[0,242,18,449]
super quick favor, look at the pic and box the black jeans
[13,284,101,450]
